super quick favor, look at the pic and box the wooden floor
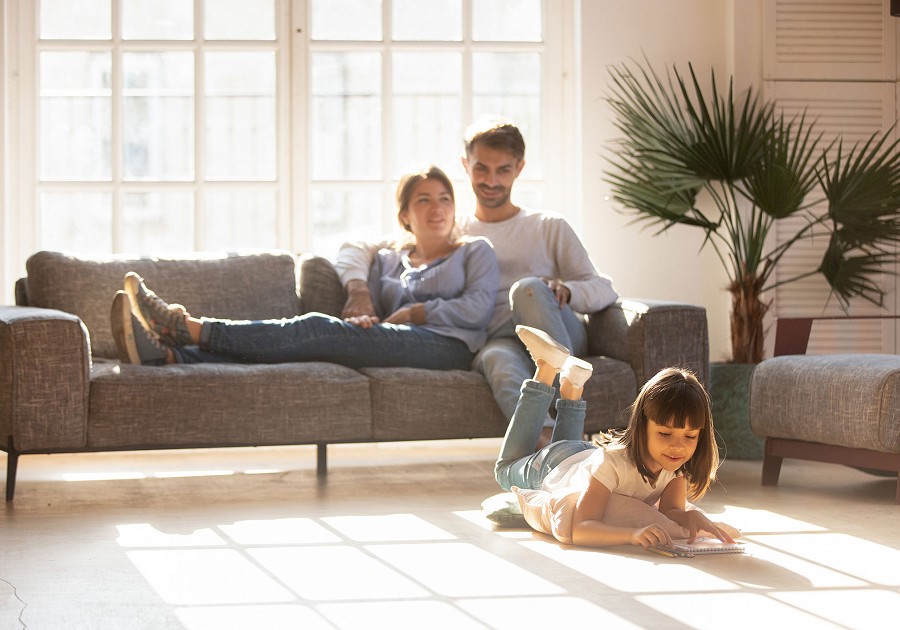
[2,439,899,629]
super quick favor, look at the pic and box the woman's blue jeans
[171,312,473,370]
[494,380,594,490]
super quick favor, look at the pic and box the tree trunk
[728,273,769,364]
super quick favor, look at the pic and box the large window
[10,0,566,267]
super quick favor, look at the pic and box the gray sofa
[0,250,709,501]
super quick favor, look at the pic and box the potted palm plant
[605,59,900,457]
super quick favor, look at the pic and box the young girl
[496,325,739,549]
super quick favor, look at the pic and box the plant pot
[709,362,762,460]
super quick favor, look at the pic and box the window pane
[393,0,461,41]
[310,187,385,257]
[312,53,381,179]
[40,192,112,253]
[472,0,541,42]
[311,0,382,41]
[392,52,461,178]
[40,52,111,181]
[205,52,276,181]
[123,192,194,254]
[202,190,277,250]
[123,52,195,181]
[40,0,111,40]
[473,52,541,176]
[122,0,194,40]
[205,0,275,40]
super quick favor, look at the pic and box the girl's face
[643,418,701,475]
[400,178,455,241]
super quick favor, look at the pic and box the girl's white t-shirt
[541,445,678,506]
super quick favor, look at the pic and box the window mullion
[382,0,392,232]
[111,0,123,251]
[193,0,204,250]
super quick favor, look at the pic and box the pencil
[646,546,678,558]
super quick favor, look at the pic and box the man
[336,119,618,446]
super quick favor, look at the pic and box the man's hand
[542,278,571,308]
[341,280,376,319]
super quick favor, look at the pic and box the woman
[112,165,499,370]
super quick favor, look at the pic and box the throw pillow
[481,492,527,528]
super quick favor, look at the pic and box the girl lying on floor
[495,326,740,548]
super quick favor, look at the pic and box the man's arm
[548,219,619,313]
[334,240,384,318]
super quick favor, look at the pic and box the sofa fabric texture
[749,354,900,453]
[1,249,709,498]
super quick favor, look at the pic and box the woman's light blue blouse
[367,237,499,352]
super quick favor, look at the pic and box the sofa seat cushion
[87,362,371,448]
[24,250,301,359]
[363,367,508,440]
[749,354,900,453]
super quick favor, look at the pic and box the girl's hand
[682,510,736,544]
[631,524,674,549]
[344,314,380,328]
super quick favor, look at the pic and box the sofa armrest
[297,254,347,317]
[587,298,709,388]
[0,305,90,451]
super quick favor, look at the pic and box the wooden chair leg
[761,439,782,487]
[5,440,19,502]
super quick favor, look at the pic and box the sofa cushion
[362,367,508,440]
[749,354,900,453]
[87,361,372,448]
[25,250,301,359]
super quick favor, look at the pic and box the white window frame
[2,0,578,300]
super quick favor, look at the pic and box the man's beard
[475,185,510,208]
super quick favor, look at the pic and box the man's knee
[509,276,548,308]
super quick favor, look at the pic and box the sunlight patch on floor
[459,596,645,629]
[520,541,738,593]
[117,524,226,547]
[323,513,457,542]
[127,548,295,605]
[636,592,844,630]
[770,589,900,629]
[219,518,342,545]
[249,546,430,600]
[367,542,566,598]
[175,604,330,630]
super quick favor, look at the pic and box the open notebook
[650,537,745,557]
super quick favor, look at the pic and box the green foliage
[606,58,900,360]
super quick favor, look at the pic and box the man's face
[462,142,525,209]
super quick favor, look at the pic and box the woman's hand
[630,524,675,549]
[344,314,380,328]
[382,307,411,324]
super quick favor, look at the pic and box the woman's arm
[571,476,675,549]
[659,477,736,544]
[410,238,499,330]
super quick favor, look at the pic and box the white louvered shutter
[763,0,899,354]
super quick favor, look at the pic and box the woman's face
[401,178,455,241]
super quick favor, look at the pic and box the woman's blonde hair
[618,367,719,500]
[393,165,460,249]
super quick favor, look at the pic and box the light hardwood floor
[2,439,898,629]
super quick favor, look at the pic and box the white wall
[578,0,760,361]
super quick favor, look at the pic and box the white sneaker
[515,325,570,370]
[561,356,593,388]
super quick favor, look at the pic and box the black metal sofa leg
[316,443,327,478]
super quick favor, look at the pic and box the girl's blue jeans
[171,312,473,370]
[494,380,594,490]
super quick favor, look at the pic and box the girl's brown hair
[619,367,719,500]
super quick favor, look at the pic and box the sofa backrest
[23,250,302,359]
